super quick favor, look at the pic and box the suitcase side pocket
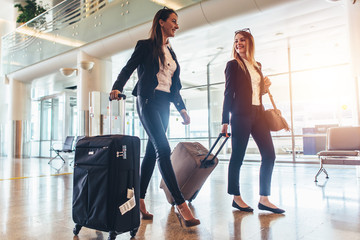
[72,147,111,231]
[86,165,109,230]
[72,166,89,225]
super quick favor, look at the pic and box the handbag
[264,91,290,132]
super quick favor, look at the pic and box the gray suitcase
[160,133,230,204]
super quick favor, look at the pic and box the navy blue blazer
[112,39,186,112]
[222,58,265,124]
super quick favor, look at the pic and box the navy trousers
[228,105,276,196]
[136,90,185,205]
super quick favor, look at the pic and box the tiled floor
[0,156,360,240]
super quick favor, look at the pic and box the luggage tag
[119,188,135,215]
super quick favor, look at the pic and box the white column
[345,1,360,177]
[9,79,31,158]
[0,20,12,126]
[0,9,15,156]
[346,1,360,76]
[77,51,112,136]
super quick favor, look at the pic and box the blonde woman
[221,29,285,214]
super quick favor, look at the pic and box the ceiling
[25,0,350,98]
[111,0,348,96]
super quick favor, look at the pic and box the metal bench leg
[48,152,66,164]
[58,154,66,163]
[315,157,329,182]
[48,156,58,164]
[322,167,329,179]
[315,168,323,182]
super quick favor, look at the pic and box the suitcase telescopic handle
[108,93,127,134]
[200,133,231,168]
[109,93,127,101]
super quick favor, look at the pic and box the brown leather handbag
[264,91,290,132]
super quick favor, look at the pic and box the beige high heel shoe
[140,209,153,220]
[139,198,153,220]
[175,204,200,227]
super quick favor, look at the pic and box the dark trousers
[228,105,276,196]
[136,91,185,205]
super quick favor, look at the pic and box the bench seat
[315,126,360,182]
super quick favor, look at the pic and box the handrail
[3,0,107,51]
[1,0,202,75]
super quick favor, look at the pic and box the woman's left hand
[180,109,190,125]
[264,76,271,93]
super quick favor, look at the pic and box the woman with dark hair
[109,8,200,227]
[221,29,285,214]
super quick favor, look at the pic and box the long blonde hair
[232,31,259,71]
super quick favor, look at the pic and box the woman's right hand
[221,124,229,137]
[109,90,122,100]
[180,109,191,125]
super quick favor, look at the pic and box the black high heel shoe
[232,200,254,212]
[258,202,285,214]
[175,206,200,227]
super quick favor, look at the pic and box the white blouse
[155,45,177,93]
[243,59,261,106]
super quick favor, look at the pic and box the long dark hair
[149,7,177,66]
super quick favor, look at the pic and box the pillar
[0,18,15,156]
[77,51,112,136]
[346,1,360,177]
[346,1,360,125]
[9,79,31,158]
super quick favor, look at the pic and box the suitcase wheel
[130,228,138,238]
[73,224,82,236]
[108,231,117,240]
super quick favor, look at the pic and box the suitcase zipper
[74,163,107,167]
[75,146,109,149]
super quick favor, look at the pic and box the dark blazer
[222,58,265,124]
[112,39,186,112]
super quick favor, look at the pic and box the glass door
[69,96,78,136]
[40,99,52,157]
[31,92,78,158]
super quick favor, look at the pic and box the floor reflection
[0,158,360,240]
[163,206,200,239]
[258,213,285,240]
[232,210,253,240]
[48,161,66,173]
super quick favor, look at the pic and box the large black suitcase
[72,134,140,239]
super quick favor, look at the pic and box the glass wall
[30,92,78,158]
[108,0,356,163]
[0,124,9,157]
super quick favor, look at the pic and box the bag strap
[267,90,278,111]
[267,91,291,131]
